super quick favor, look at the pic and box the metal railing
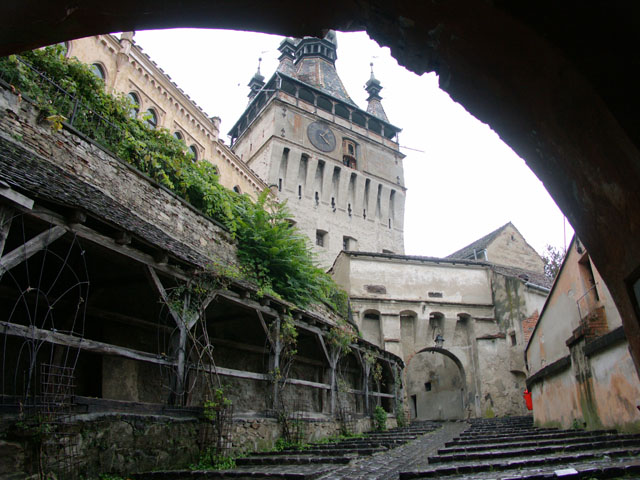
[576,283,599,320]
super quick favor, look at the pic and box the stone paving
[317,421,467,480]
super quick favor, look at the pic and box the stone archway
[405,347,466,420]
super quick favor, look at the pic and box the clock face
[307,121,336,152]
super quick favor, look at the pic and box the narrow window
[127,92,140,118]
[510,333,517,346]
[278,178,283,192]
[145,108,158,129]
[315,191,320,205]
[331,197,336,211]
[316,230,327,247]
[189,145,198,161]
[173,131,183,141]
[91,63,106,81]
[298,185,302,199]
[348,203,352,216]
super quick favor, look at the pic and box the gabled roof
[447,222,514,260]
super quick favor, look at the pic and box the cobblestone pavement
[318,421,468,480]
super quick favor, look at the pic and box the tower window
[316,230,327,247]
[315,191,320,205]
[278,178,283,192]
[342,138,358,169]
[298,185,302,199]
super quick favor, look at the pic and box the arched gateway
[405,347,466,420]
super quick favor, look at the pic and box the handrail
[576,283,599,320]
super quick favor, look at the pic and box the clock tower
[229,32,406,268]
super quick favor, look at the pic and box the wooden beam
[86,307,172,332]
[29,207,191,281]
[0,320,336,391]
[0,225,66,276]
[0,205,13,257]
[0,320,172,366]
[0,181,34,210]
[256,310,274,349]
[146,265,181,328]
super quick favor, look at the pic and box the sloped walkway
[317,421,467,480]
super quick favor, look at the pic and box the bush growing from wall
[0,46,346,311]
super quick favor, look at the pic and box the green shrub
[373,405,387,431]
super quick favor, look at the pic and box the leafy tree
[542,244,565,281]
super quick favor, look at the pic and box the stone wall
[0,411,387,478]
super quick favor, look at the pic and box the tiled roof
[294,56,357,106]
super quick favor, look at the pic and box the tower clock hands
[319,131,330,145]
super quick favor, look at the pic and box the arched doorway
[405,347,466,420]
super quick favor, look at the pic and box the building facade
[331,242,550,420]
[526,236,640,430]
[66,33,268,199]
[229,33,406,267]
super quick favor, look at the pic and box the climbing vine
[0,46,348,313]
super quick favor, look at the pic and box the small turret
[247,57,265,101]
[365,63,389,122]
[277,37,297,76]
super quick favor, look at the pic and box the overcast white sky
[133,28,573,258]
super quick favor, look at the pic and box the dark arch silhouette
[1,2,639,373]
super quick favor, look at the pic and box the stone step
[132,464,336,479]
[439,432,640,454]
[459,428,556,437]
[428,438,640,464]
[400,447,640,478]
[446,429,619,446]
[256,446,387,456]
[297,440,405,449]
[236,455,352,466]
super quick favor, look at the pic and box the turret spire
[365,62,389,122]
[247,57,265,101]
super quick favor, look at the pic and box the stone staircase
[400,416,640,479]
[133,421,440,479]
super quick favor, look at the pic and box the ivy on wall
[0,46,347,311]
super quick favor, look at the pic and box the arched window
[173,131,184,142]
[189,145,198,161]
[91,63,106,82]
[127,92,140,119]
[145,108,158,129]
[233,185,242,194]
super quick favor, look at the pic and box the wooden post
[0,205,13,257]
[271,315,282,409]
[328,348,340,415]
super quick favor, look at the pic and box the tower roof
[365,63,389,122]
[228,32,402,144]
